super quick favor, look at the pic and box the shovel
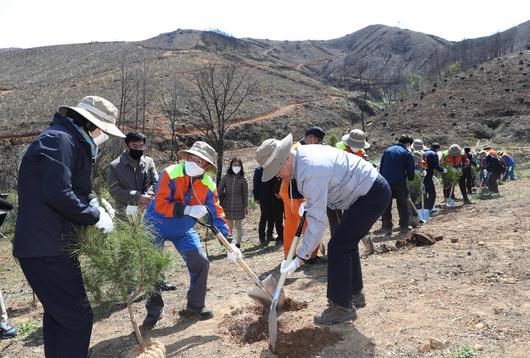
[269,211,307,352]
[197,208,282,307]
[417,179,430,222]
[408,197,426,224]
[446,183,456,207]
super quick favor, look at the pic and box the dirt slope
[1,176,528,357]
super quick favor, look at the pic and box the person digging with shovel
[142,141,242,329]
[256,134,391,325]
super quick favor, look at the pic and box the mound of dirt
[273,327,343,358]
[219,300,309,345]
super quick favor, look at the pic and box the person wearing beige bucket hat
[142,140,239,328]
[13,96,123,357]
[440,144,472,205]
[256,134,391,325]
[336,129,370,158]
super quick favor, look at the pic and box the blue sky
[1,0,529,48]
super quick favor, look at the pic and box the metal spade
[269,212,306,352]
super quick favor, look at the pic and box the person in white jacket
[256,134,391,325]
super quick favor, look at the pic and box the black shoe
[185,304,214,320]
[374,227,393,235]
[399,226,412,233]
[235,243,241,249]
[159,281,177,291]
[305,256,326,265]
[352,291,366,308]
[463,199,473,205]
[140,313,161,331]
[0,322,17,339]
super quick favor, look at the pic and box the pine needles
[442,166,462,186]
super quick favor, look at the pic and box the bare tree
[117,49,134,130]
[158,78,184,160]
[186,63,257,182]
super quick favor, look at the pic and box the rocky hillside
[368,50,530,151]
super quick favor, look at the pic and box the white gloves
[126,205,139,217]
[442,168,448,174]
[184,205,208,219]
[100,198,115,218]
[226,243,242,264]
[280,257,302,276]
[95,207,113,233]
[482,169,488,177]
[298,201,307,217]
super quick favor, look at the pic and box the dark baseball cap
[305,126,326,140]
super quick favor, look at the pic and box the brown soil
[274,327,342,358]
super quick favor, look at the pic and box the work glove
[100,198,115,218]
[280,257,302,276]
[89,197,100,208]
[442,168,448,174]
[226,243,242,264]
[126,205,139,217]
[184,205,208,219]
[482,169,488,177]
[298,201,307,217]
[95,207,113,233]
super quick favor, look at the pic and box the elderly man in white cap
[142,141,240,328]
[14,96,124,357]
[256,134,391,325]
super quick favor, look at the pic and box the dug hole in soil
[219,299,342,357]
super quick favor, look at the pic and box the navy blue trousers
[327,175,391,308]
[19,256,93,358]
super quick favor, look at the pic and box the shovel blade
[247,273,285,307]
[418,209,429,223]
[268,299,279,352]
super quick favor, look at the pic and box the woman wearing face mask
[142,141,241,328]
[218,158,249,248]
[14,96,124,357]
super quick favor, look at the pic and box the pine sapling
[74,212,172,357]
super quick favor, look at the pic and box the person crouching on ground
[256,134,391,325]
[142,141,241,329]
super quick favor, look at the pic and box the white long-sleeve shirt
[292,144,378,260]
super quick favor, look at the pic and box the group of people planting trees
[1,95,517,357]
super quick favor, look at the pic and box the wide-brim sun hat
[178,141,218,170]
[59,96,125,138]
[342,129,370,149]
[256,133,293,182]
[448,144,462,156]
[413,139,428,151]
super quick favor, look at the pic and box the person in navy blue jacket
[14,96,124,358]
[423,143,446,212]
[379,135,415,233]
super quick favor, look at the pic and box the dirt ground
[1,177,529,357]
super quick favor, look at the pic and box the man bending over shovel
[142,141,242,329]
[256,134,391,324]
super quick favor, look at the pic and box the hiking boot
[158,281,177,291]
[463,198,473,205]
[362,237,375,255]
[185,304,214,320]
[314,302,357,325]
[305,256,327,265]
[0,322,17,339]
[374,226,392,235]
[399,226,412,234]
[352,291,366,308]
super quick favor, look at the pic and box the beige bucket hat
[413,139,428,151]
[342,129,370,149]
[59,96,125,138]
[256,133,293,182]
[178,141,218,170]
[448,144,462,156]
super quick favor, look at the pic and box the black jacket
[14,113,100,257]
[252,167,279,204]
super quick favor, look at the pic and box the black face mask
[129,149,144,161]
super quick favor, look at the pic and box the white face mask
[185,160,205,177]
[93,132,109,146]
[232,165,241,174]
